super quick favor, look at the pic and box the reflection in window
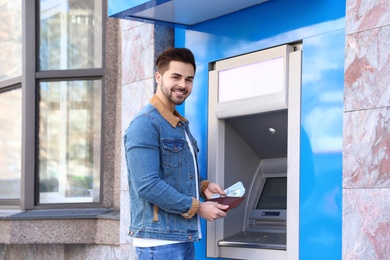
[0,0,22,81]
[39,80,101,203]
[0,87,22,199]
[39,0,102,70]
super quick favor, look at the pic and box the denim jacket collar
[150,94,187,128]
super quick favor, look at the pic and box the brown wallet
[207,196,245,210]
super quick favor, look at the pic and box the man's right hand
[198,201,229,221]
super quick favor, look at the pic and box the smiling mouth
[173,89,187,96]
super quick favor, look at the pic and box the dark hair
[156,48,196,74]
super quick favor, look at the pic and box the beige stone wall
[104,17,122,210]
[0,6,174,259]
[0,14,128,254]
[343,0,390,258]
[0,244,133,259]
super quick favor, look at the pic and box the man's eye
[186,79,193,83]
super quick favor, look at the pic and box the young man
[124,48,229,260]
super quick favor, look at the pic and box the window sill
[0,208,119,245]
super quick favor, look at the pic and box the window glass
[0,87,22,199]
[39,0,102,70]
[0,0,22,81]
[39,80,101,203]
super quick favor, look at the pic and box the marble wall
[343,0,390,258]
[119,18,173,259]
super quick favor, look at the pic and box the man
[124,48,229,260]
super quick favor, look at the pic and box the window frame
[19,0,106,210]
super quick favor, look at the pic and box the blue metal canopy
[108,0,269,26]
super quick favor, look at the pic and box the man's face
[155,60,195,110]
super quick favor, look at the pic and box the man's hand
[203,182,226,199]
[198,201,229,221]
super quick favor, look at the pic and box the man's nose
[179,78,187,87]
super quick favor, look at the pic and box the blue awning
[108,0,269,27]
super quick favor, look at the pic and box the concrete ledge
[0,209,120,245]
[2,208,117,220]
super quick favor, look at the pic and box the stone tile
[7,244,64,259]
[343,188,390,259]
[120,19,145,31]
[120,190,132,245]
[0,221,10,243]
[0,244,5,259]
[10,220,96,243]
[121,142,129,192]
[122,24,155,84]
[65,244,136,260]
[344,25,390,111]
[0,244,136,260]
[96,219,120,244]
[121,79,155,134]
[121,79,154,192]
[346,0,390,34]
[343,107,390,188]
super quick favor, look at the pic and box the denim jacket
[124,95,208,242]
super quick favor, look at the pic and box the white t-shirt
[133,131,201,247]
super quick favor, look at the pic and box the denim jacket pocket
[162,139,185,168]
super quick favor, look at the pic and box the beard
[159,80,188,106]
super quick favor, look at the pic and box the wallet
[207,196,245,210]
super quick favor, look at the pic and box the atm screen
[256,177,287,210]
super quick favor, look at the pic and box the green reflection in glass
[0,0,22,81]
[0,87,22,199]
[39,80,101,203]
[39,0,103,70]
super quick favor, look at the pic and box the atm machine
[207,44,302,260]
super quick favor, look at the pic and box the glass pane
[39,80,101,203]
[0,0,22,81]
[39,0,102,70]
[0,87,22,199]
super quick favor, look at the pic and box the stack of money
[211,181,245,198]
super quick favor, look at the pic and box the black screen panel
[256,177,287,210]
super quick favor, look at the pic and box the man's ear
[155,71,161,84]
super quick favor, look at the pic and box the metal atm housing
[207,45,302,260]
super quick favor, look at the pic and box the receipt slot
[207,45,302,260]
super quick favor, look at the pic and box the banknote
[211,181,245,198]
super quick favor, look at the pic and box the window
[39,0,102,70]
[39,80,102,204]
[0,0,22,205]
[0,87,22,201]
[37,0,104,205]
[0,0,22,82]
[0,0,104,208]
